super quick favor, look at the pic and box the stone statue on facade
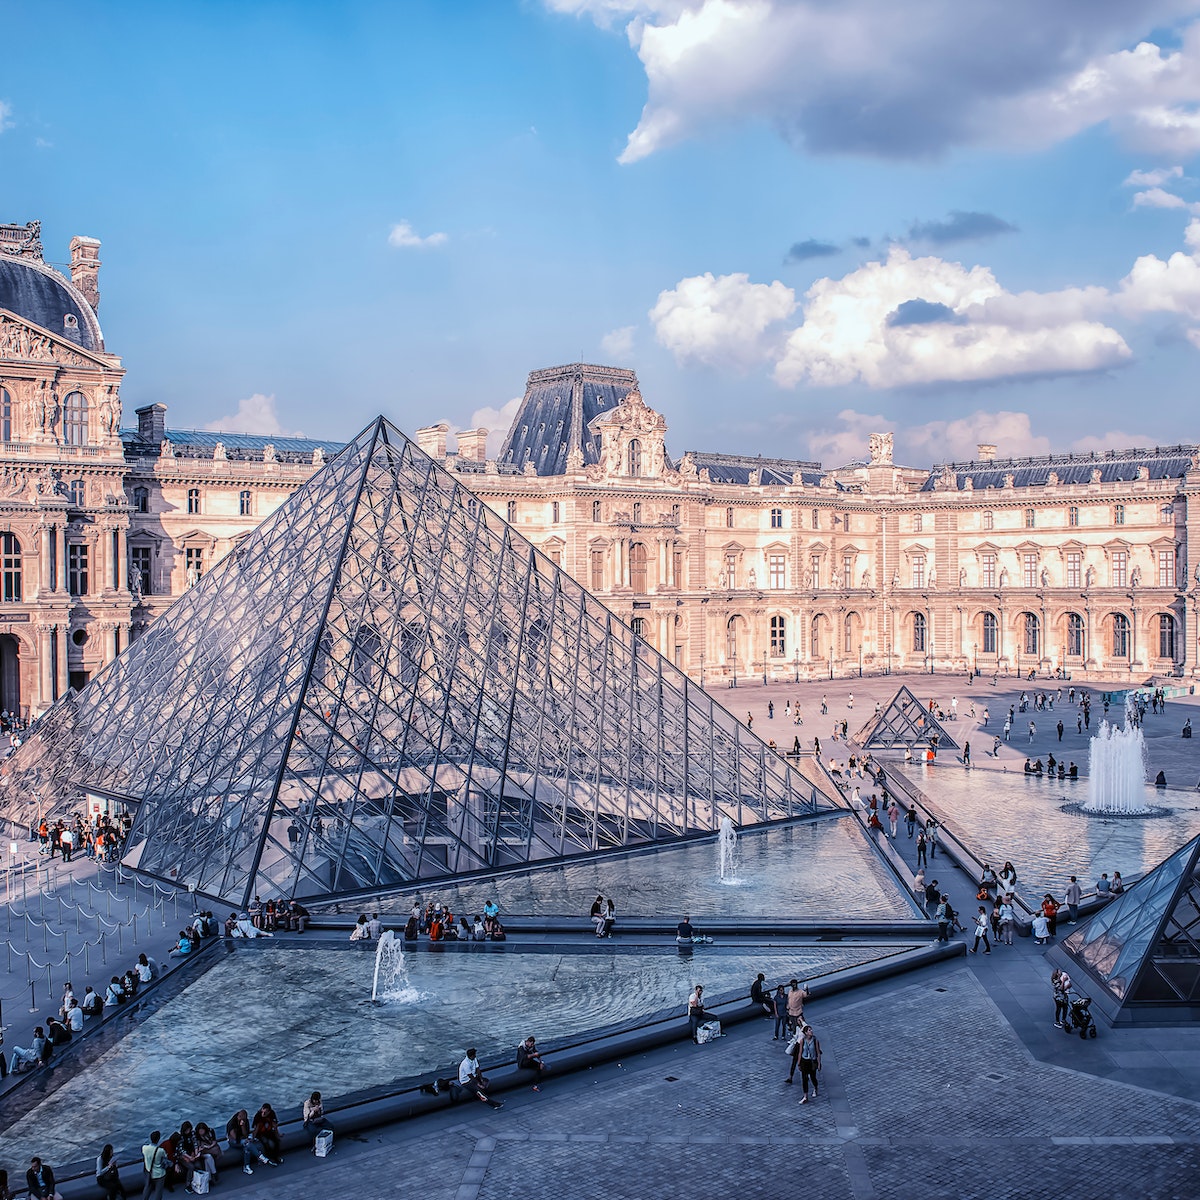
[1085,565,1096,589]
[868,432,894,465]
[129,565,143,602]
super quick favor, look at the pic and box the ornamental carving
[0,315,91,367]
[868,432,894,465]
[0,466,27,500]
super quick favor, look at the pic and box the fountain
[1082,719,1152,816]
[371,930,418,1003]
[717,816,739,883]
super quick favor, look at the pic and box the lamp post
[793,648,800,683]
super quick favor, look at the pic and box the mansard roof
[686,451,828,488]
[0,253,104,353]
[499,363,639,476]
[921,444,1198,492]
[121,427,345,465]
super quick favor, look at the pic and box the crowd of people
[34,810,131,865]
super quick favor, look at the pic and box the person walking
[771,984,788,1040]
[1065,876,1082,924]
[1028,720,1036,744]
[992,735,1001,757]
[926,818,939,858]
[1056,720,1064,742]
[936,894,950,943]
[962,741,971,767]
[787,1023,822,1101]
[915,831,927,869]
[914,868,927,914]
[140,1132,168,1200]
[970,906,992,954]
[999,894,1015,946]
[887,800,899,839]
[905,804,918,838]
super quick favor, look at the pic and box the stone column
[56,625,68,697]
[37,625,54,709]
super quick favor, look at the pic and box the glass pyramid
[0,419,829,908]
[1059,835,1200,1007]
[853,685,958,751]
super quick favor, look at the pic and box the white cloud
[1069,428,1158,452]
[1124,165,1185,186]
[650,271,796,367]
[204,393,303,437]
[1132,186,1190,209]
[466,396,521,457]
[601,325,637,360]
[806,408,889,465]
[0,102,12,134]
[387,220,448,249]
[904,410,1052,461]
[548,2,1200,163]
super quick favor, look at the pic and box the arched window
[1023,613,1040,656]
[0,388,11,442]
[912,612,926,653]
[631,616,645,637]
[810,616,822,658]
[982,612,997,655]
[843,613,854,654]
[726,615,740,663]
[1112,613,1129,658]
[627,438,642,476]
[1067,612,1085,658]
[63,391,89,446]
[132,487,149,513]
[770,615,786,657]
[1,534,20,602]
[1159,614,1176,659]
[629,542,648,591]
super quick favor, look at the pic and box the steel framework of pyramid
[1049,834,1200,1023]
[0,418,833,908]
[853,685,959,751]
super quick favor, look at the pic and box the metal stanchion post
[100,932,106,966]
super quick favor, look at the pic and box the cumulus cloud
[1069,428,1158,453]
[464,396,522,457]
[387,220,448,249]
[907,211,1018,245]
[1125,165,1185,187]
[1132,186,1191,209]
[547,2,1200,163]
[651,271,796,367]
[204,393,303,437]
[601,325,637,359]
[904,410,1052,461]
[806,408,889,465]
[786,238,841,262]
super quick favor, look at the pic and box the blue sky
[4,0,1200,465]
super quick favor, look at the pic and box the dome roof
[0,254,103,353]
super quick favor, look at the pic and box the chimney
[136,403,167,443]
[414,421,450,459]
[69,236,102,311]
[977,443,997,462]
[456,427,489,462]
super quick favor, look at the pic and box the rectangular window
[1069,505,1079,527]
[672,504,680,524]
[187,488,201,515]
[1025,508,1036,529]
[913,513,923,532]
[507,500,517,523]
[1114,504,1125,526]
[67,479,85,507]
[769,615,786,657]
[843,554,852,589]
[912,555,926,589]
[1159,549,1176,587]
[590,549,604,591]
[547,546,562,567]
[1066,552,1082,589]
[133,487,149,514]
[185,547,204,581]
[552,501,561,523]
[726,507,734,528]
[843,513,852,533]
[672,550,682,587]
[1161,504,1174,525]
[725,553,738,590]
[130,546,152,596]
[770,507,783,529]
[768,554,786,590]
[1023,553,1038,588]
[811,509,819,530]
[809,555,820,589]
[239,489,252,516]
[49,528,57,591]
[67,543,88,596]
[592,500,601,523]
[983,512,994,531]
[981,553,996,589]
[1112,550,1127,588]
[632,502,641,523]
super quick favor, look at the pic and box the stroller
[1063,993,1097,1039]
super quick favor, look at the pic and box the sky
[4,0,1200,466]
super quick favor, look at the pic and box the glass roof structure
[1058,835,1200,1015]
[854,686,958,752]
[0,418,830,908]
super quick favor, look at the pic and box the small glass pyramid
[854,685,959,751]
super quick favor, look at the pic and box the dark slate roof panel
[687,450,828,488]
[920,446,1198,492]
[500,364,639,476]
[122,427,344,464]
[0,255,102,352]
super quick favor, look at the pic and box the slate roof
[499,363,639,476]
[0,254,104,352]
[921,445,1197,492]
[121,427,344,465]
[686,451,828,488]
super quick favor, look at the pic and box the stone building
[429,363,1199,686]
[1,223,1196,715]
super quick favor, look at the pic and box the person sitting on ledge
[168,930,192,958]
[472,915,487,941]
[288,901,310,932]
[750,973,773,1014]
[1155,769,1167,787]
[224,912,240,938]
[516,1036,548,1089]
[1111,871,1125,895]
[1095,872,1112,900]
[1024,759,1033,774]
[488,918,507,941]
[81,986,101,1016]
[1068,762,1079,779]
[458,1048,503,1109]
[1058,762,1066,778]
[676,915,698,945]
[225,1109,270,1175]
[1183,718,1193,739]
[350,914,371,943]
[9,1027,46,1073]
[458,917,472,940]
[1033,759,1044,775]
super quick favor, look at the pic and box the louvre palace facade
[0,222,1196,717]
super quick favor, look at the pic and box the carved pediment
[0,310,106,369]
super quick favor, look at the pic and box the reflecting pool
[374,814,912,920]
[912,764,1200,898]
[1,939,918,1164]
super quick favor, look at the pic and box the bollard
[46,963,52,1001]
[28,978,36,1013]
[100,931,106,966]
[42,920,47,954]
[76,903,81,935]
[116,923,123,955]
[84,941,89,975]
[131,912,138,945]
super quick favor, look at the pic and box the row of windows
[132,487,253,517]
[0,389,91,445]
